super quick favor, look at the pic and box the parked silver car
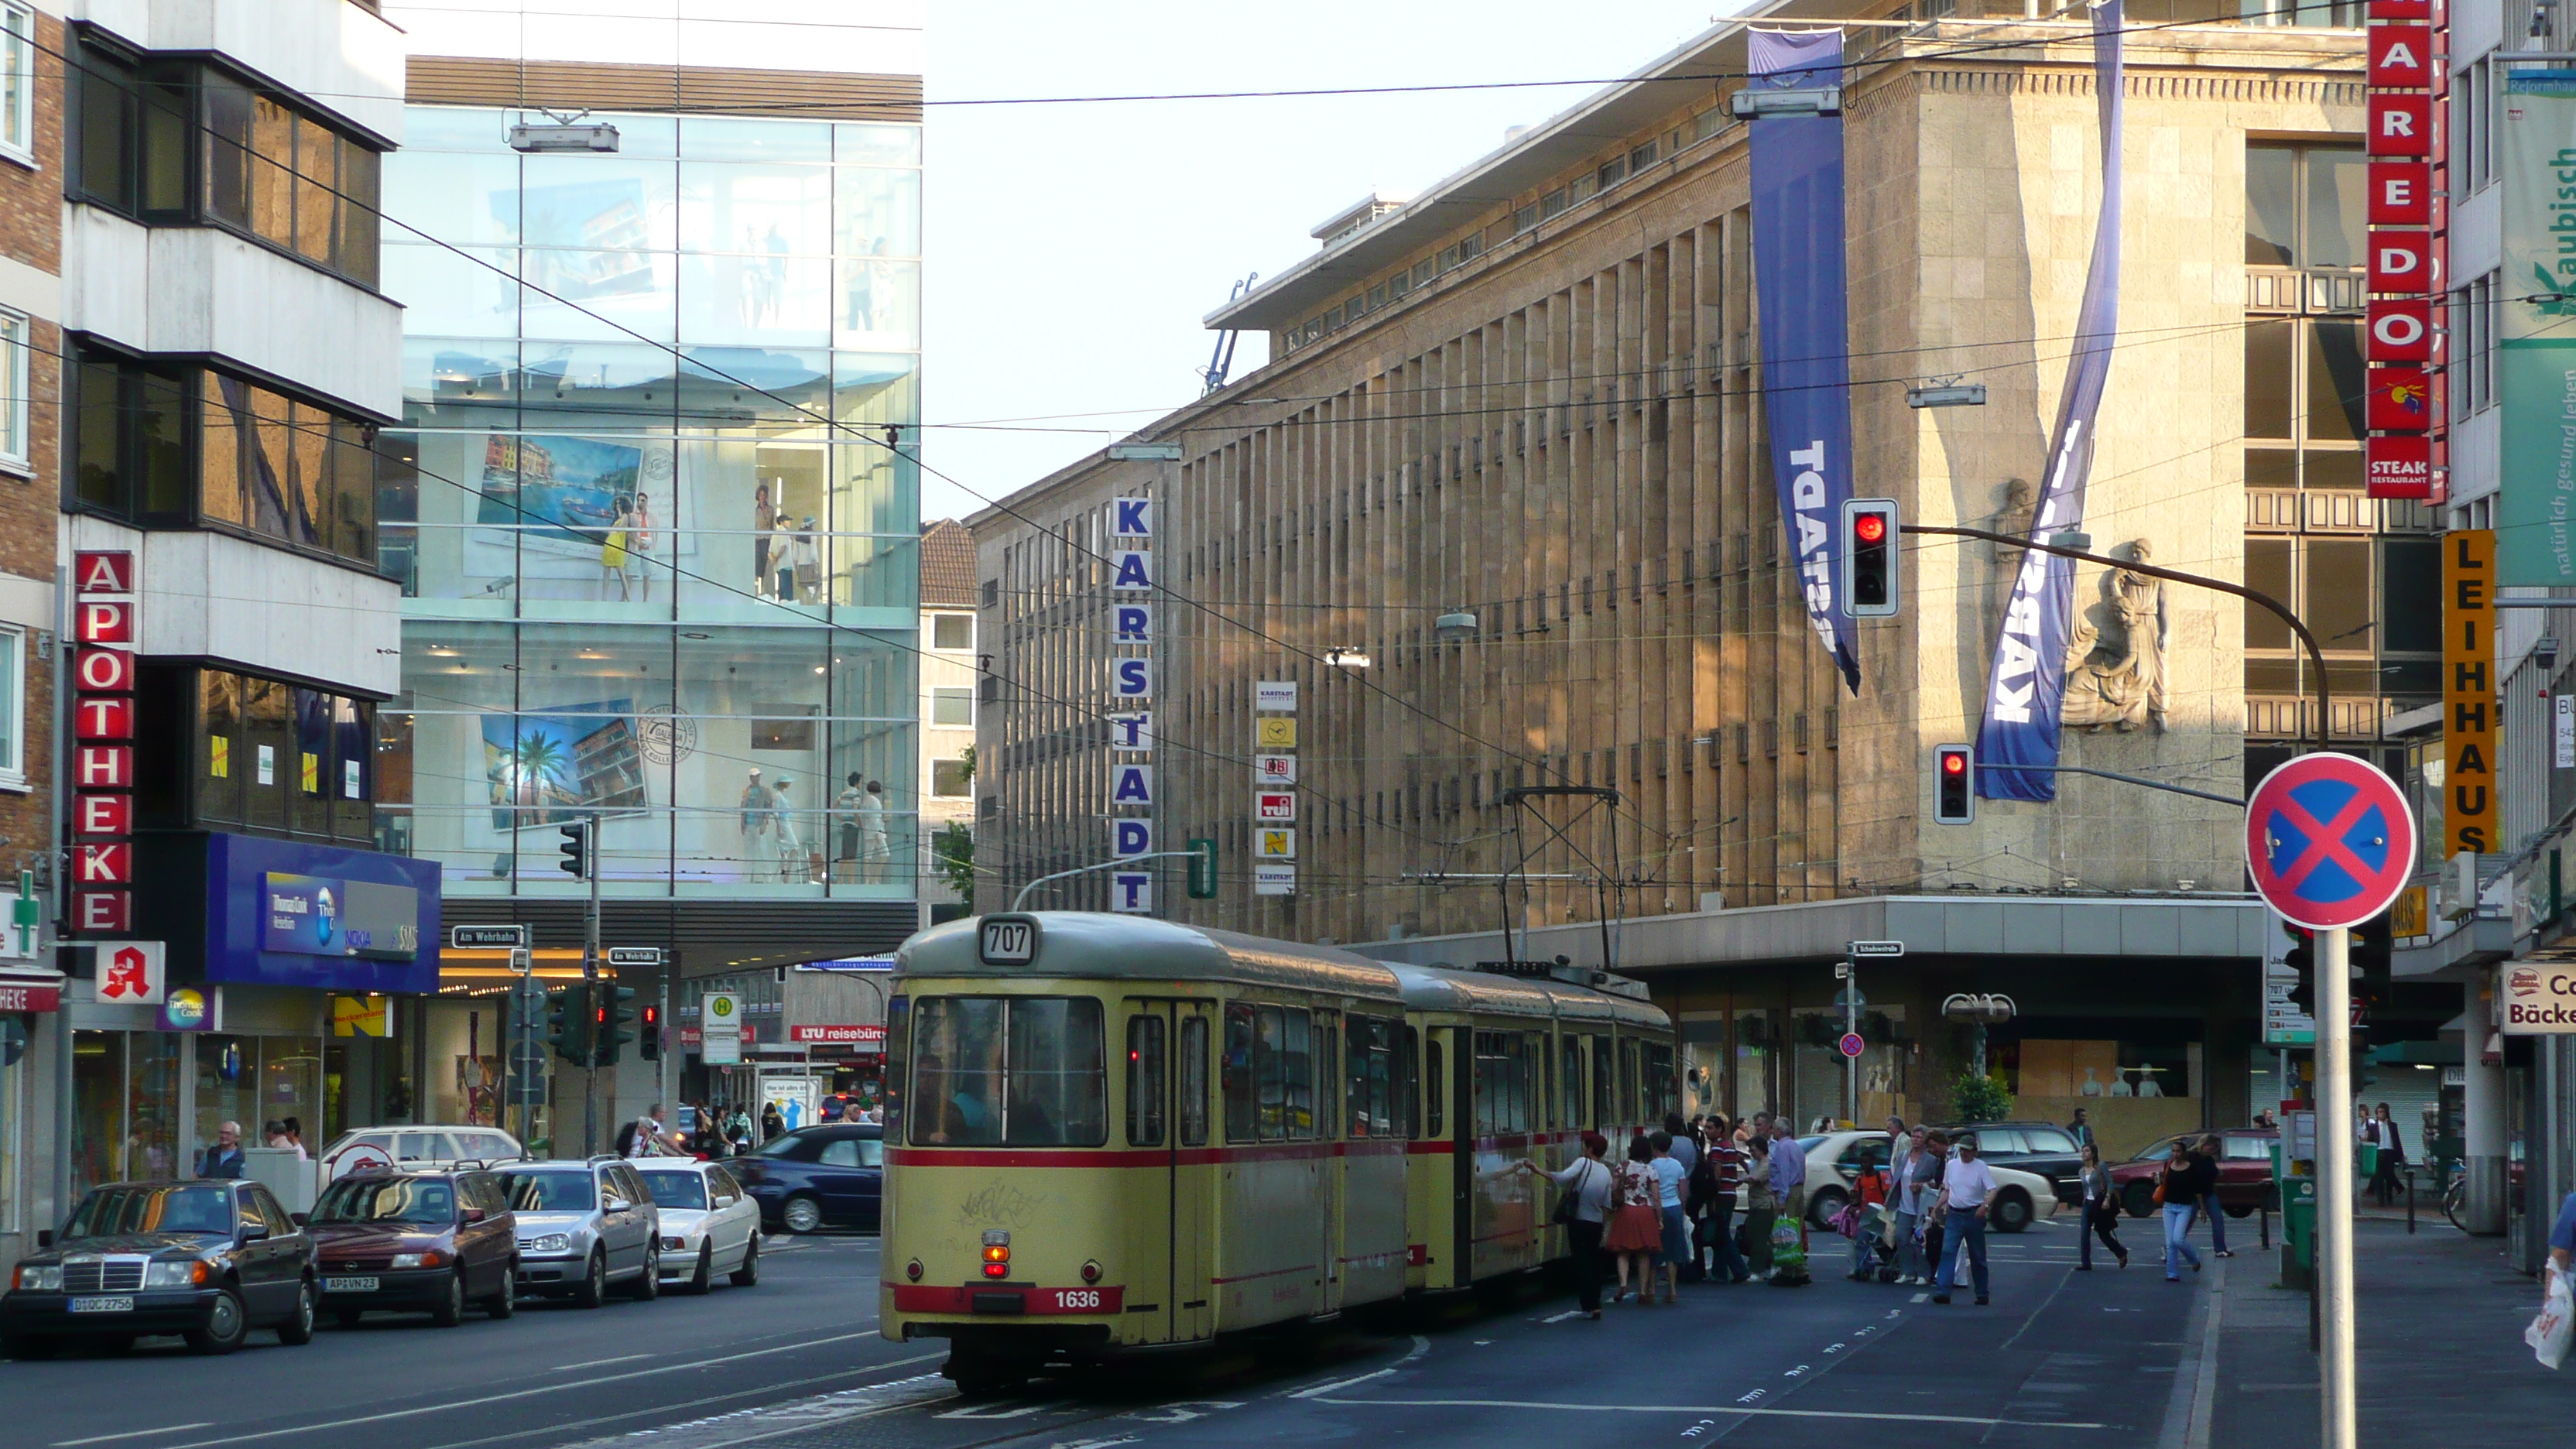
[635,1160,762,1293]
[498,1159,661,1307]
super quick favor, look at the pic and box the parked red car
[2108,1129,2279,1218]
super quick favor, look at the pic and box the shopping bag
[2527,1263,2574,1370]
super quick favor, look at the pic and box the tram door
[1169,1002,1214,1343]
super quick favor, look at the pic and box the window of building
[0,307,26,471]
[149,664,376,842]
[931,687,973,726]
[72,348,379,565]
[2454,54,2496,194]
[74,40,382,288]
[931,613,973,650]
[2452,270,2498,420]
[930,758,970,797]
[0,3,31,164]
[0,625,22,786]
[2244,143,2363,269]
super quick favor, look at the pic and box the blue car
[733,1124,883,1234]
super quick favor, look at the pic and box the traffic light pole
[583,814,601,1159]
[2316,923,2357,1449]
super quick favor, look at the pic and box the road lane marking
[1541,1310,1582,1322]
[549,1375,955,1449]
[54,1428,214,1447]
[146,1334,916,1449]
[933,1399,1069,1420]
[551,1354,652,1371]
[1307,1396,2109,1428]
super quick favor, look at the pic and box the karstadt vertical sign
[2499,71,2576,585]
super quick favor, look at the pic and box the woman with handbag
[1519,1130,1614,1319]
[2076,1142,2129,1269]
[1601,1134,1666,1304]
[1741,1134,1778,1278]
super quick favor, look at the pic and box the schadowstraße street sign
[1848,940,1905,957]
[450,924,529,949]
[607,947,664,968]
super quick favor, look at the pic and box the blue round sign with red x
[2244,753,2417,931]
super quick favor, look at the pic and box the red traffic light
[1855,512,1887,543]
[1941,752,1966,776]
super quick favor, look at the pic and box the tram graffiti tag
[953,1180,1048,1230]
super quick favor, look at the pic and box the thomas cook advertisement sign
[2499,71,2576,586]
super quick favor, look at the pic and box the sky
[918,1,1732,524]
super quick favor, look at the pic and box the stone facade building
[975,0,2406,1136]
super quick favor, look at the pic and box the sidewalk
[2200,1218,2564,1447]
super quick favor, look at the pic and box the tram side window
[1347,1015,1392,1138]
[1425,1036,1444,1136]
[1180,1014,1210,1146]
[910,997,1005,1146]
[1222,1002,1256,1141]
[1314,1015,1338,1138]
[1398,1025,1421,1138]
[1646,1042,1677,1119]
[1592,1035,1612,1129]
[1619,1039,1643,1127]
[1473,1031,1533,1136]
[1283,1008,1314,1138]
[1560,1035,1584,1129]
[1255,1005,1287,1138]
[1126,1014,1166,1147]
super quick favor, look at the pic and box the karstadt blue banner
[1975,0,2126,800]
[1747,28,1861,694]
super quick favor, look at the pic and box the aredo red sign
[2245,754,2417,931]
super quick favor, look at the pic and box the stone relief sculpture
[2061,539,2169,733]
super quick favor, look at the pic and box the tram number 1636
[1046,1289,1103,1311]
[978,915,1038,965]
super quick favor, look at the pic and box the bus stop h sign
[2244,754,2416,931]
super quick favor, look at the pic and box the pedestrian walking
[1889,1127,1929,1284]
[759,1101,786,1142]
[2194,1135,2235,1258]
[1704,1116,1752,1283]
[1519,1131,1614,1319]
[1681,1116,1720,1282]
[2157,1139,2213,1281]
[1649,1129,1689,1303]
[1931,1132,1998,1306]
[1768,1118,1808,1234]
[1742,1134,1777,1277]
[2369,1103,2407,1208]
[2075,1142,2129,1269]
[1603,1135,1666,1304]
[2067,1107,2096,1152]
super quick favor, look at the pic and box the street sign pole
[2317,923,2355,1449]
[1842,960,1858,1126]
[583,814,601,1158]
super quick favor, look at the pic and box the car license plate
[67,1296,133,1314]
[324,1276,379,1293]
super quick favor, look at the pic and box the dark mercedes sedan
[733,1123,883,1233]
[309,1169,519,1326]
[1,1180,317,1357]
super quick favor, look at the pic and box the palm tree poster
[481,700,650,830]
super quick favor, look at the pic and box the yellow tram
[880,912,1674,1392]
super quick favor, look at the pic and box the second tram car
[880,912,1673,1394]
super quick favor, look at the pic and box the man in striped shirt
[1703,1120,1752,1284]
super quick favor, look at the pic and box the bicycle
[2439,1157,2468,1232]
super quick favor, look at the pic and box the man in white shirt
[1932,1132,1999,1306]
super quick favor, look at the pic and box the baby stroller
[1834,1197,1903,1283]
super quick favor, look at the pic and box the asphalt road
[6,1218,2221,1449]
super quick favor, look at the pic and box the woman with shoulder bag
[2076,1142,2129,1269]
[1601,1134,1667,1304]
[1741,1134,1778,1279]
[1519,1131,1615,1319]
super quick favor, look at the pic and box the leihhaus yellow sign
[2444,529,2496,856]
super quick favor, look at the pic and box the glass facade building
[380,107,923,903]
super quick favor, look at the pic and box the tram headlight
[1080,1259,1102,1285]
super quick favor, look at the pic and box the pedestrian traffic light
[2283,923,2315,1015]
[1187,837,1218,899]
[596,985,637,1067]
[557,821,587,878]
[548,983,594,1064]
[1933,745,1975,824]
[639,1001,661,1061]
[1841,498,1900,618]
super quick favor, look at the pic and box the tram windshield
[909,996,1107,1146]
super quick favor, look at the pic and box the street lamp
[510,122,619,152]
[1906,379,1987,409]
[1434,611,1478,642]
[1730,86,1842,119]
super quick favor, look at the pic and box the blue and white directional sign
[2244,754,2417,931]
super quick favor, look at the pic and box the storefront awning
[439,948,622,995]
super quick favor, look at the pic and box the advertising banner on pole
[2499,72,2576,585]
[1745,27,1860,694]
[1975,0,2124,801]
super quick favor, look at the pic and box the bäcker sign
[2500,962,2576,1033]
